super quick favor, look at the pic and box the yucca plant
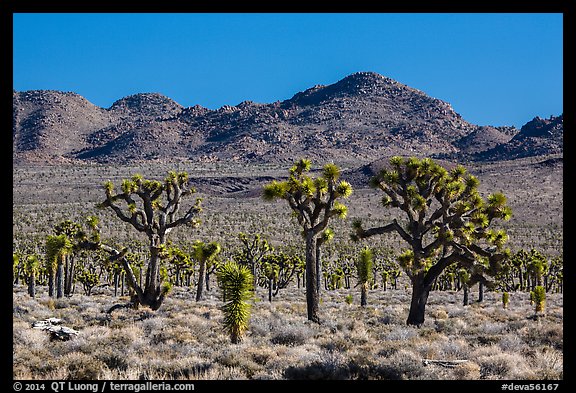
[217,261,254,344]
[502,291,510,309]
[531,285,546,314]
[356,247,373,307]
[344,294,353,305]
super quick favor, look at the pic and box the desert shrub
[529,348,563,380]
[215,347,263,378]
[139,356,213,379]
[519,324,563,350]
[62,352,108,380]
[378,349,426,380]
[443,340,470,360]
[319,334,353,352]
[498,334,528,353]
[244,345,278,366]
[478,321,508,335]
[13,321,50,350]
[13,347,58,378]
[284,351,349,380]
[434,318,468,335]
[386,326,418,341]
[476,352,528,379]
[453,361,481,380]
[429,307,449,320]
[270,323,312,346]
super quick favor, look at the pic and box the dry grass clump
[13,284,562,380]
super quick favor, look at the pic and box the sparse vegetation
[352,157,512,326]
[12,157,563,380]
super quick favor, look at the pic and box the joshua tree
[526,249,548,291]
[13,253,21,285]
[77,267,100,296]
[217,261,253,344]
[352,156,511,326]
[263,159,353,323]
[97,171,202,310]
[53,220,83,296]
[356,247,373,307]
[45,234,73,298]
[234,232,272,291]
[193,241,221,301]
[262,260,279,302]
[24,255,40,298]
[260,251,302,301]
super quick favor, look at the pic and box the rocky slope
[12,72,562,165]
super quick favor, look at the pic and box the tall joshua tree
[193,240,221,301]
[97,171,202,310]
[352,156,511,326]
[235,232,272,291]
[263,159,353,323]
[54,220,83,296]
[24,255,40,298]
[45,234,73,298]
[356,247,373,307]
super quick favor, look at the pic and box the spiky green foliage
[356,248,374,284]
[45,234,73,298]
[344,294,353,305]
[193,241,222,302]
[356,248,373,307]
[217,261,254,344]
[262,159,353,323]
[531,286,546,313]
[23,255,40,298]
[502,292,510,309]
[352,156,512,326]
[96,171,203,310]
[77,269,99,296]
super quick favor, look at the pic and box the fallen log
[32,318,78,341]
[422,359,469,368]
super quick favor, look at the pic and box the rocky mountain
[12,72,562,165]
[471,115,563,161]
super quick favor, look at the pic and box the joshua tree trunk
[463,284,469,306]
[268,277,273,302]
[406,275,431,326]
[48,272,55,298]
[114,272,119,297]
[196,259,206,301]
[360,282,368,307]
[316,245,322,296]
[28,271,36,298]
[64,255,75,296]
[56,254,65,298]
[305,233,320,323]
[477,282,484,303]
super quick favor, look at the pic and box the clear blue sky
[13,13,563,128]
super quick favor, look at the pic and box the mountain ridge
[12,72,562,165]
